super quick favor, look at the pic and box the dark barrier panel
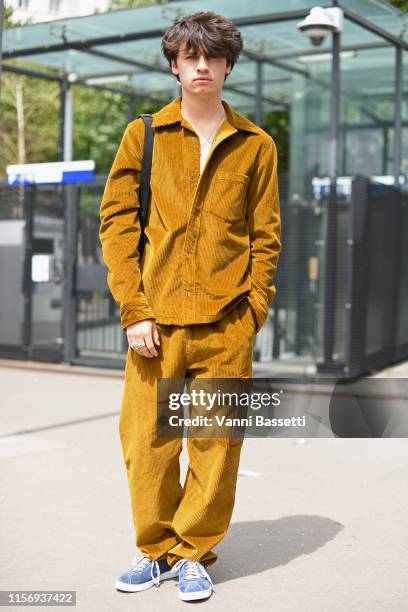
[395,191,408,360]
[0,185,25,356]
[318,176,402,377]
[0,175,406,376]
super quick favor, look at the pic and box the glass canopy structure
[3,0,408,182]
[1,0,408,375]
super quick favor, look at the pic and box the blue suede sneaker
[115,553,174,592]
[170,558,214,601]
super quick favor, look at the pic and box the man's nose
[196,55,210,70]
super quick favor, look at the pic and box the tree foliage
[388,0,408,12]
[0,72,60,171]
[73,89,165,174]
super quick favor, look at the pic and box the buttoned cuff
[120,301,156,331]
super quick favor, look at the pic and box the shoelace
[130,553,161,587]
[171,558,214,589]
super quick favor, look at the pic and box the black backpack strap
[137,113,154,258]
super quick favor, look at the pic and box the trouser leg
[119,323,187,560]
[167,302,254,567]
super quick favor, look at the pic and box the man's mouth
[194,78,211,82]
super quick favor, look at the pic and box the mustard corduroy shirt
[99,95,281,333]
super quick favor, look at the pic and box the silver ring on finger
[133,342,146,351]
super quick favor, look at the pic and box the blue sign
[6,161,95,185]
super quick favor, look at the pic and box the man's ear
[171,58,179,77]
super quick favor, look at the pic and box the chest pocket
[205,171,250,222]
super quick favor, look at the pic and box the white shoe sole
[179,587,213,601]
[115,569,175,592]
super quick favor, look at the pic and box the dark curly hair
[161,11,243,83]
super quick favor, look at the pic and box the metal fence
[0,173,406,377]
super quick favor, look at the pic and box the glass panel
[341,44,397,178]
[339,0,407,43]
[3,0,321,54]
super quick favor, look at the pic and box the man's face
[171,43,231,97]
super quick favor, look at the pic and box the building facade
[7,0,110,24]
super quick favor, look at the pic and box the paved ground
[1,358,408,611]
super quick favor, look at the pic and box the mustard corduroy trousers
[119,297,255,568]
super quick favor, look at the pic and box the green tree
[388,0,408,12]
[4,1,32,26]
[1,4,59,178]
[0,72,60,171]
[4,3,14,27]
[73,88,166,174]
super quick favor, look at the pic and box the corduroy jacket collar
[151,95,262,135]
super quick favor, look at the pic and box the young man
[99,11,281,603]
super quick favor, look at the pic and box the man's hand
[126,318,160,358]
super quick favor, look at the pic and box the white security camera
[297,6,343,46]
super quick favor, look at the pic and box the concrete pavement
[1,360,408,611]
